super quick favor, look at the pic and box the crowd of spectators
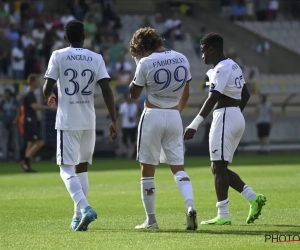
[221,0,280,21]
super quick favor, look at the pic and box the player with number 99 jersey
[45,47,109,131]
[133,50,192,108]
[129,27,197,231]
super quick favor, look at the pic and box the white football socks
[60,165,90,213]
[141,177,156,224]
[74,172,89,218]
[174,171,195,211]
[216,198,230,219]
[241,185,257,202]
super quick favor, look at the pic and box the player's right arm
[178,81,190,113]
[43,51,59,105]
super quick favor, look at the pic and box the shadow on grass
[0,153,299,175]
[91,227,300,236]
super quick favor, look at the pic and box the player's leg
[227,124,266,224]
[57,130,96,231]
[161,110,197,230]
[135,109,161,229]
[72,162,89,229]
[72,129,97,231]
[201,108,233,225]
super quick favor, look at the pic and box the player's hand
[46,93,56,106]
[109,122,118,141]
[184,128,197,140]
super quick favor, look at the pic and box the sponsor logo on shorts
[212,149,218,153]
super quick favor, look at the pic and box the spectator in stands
[21,28,36,49]
[255,94,273,154]
[194,27,206,57]
[42,12,54,31]
[164,12,184,41]
[151,13,167,36]
[5,23,20,48]
[221,0,232,18]
[118,93,138,158]
[11,38,25,92]
[71,0,86,21]
[108,33,126,75]
[231,0,246,21]
[43,26,57,66]
[60,8,75,26]
[24,44,41,80]
[32,22,46,57]
[116,54,133,84]
[256,0,268,21]
[83,14,97,42]
[253,36,269,55]
[0,88,20,162]
[245,0,255,20]
[268,0,279,21]
[0,28,12,78]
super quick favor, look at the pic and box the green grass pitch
[0,154,299,250]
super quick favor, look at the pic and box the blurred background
[0,0,299,162]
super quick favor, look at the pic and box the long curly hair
[130,27,164,57]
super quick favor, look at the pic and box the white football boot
[186,206,198,231]
[135,220,159,229]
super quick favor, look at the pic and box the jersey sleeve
[208,69,230,94]
[132,60,147,87]
[97,56,110,82]
[45,51,59,81]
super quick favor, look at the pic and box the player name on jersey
[67,55,93,61]
[153,57,186,68]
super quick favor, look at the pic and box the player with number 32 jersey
[43,20,117,232]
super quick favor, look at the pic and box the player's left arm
[129,60,147,100]
[239,84,250,112]
[184,70,228,140]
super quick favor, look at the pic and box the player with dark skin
[43,30,117,175]
[184,40,250,202]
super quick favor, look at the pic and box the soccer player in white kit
[129,27,197,230]
[184,33,266,225]
[43,20,118,231]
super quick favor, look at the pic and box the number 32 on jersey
[64,68,94,96]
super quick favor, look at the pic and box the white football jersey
[133,50,192,108]
[44,47,110,130]
[206,58,245,100]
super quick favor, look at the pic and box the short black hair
[64,20,84,43]
[200,32,224,52]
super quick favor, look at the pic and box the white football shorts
[56,129,95,166]
[209,107,245,163]
[136,108,184,165]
